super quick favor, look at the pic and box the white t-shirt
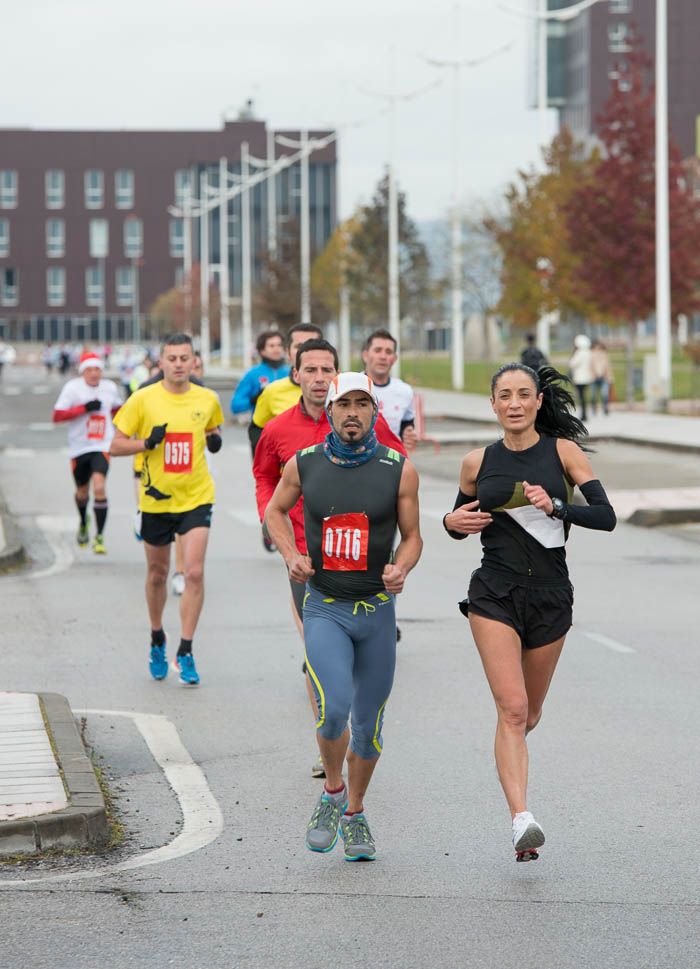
[54,377,122,457]
[372,377,415,438]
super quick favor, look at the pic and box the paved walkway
[0,693,66,823]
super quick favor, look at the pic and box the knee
[526,708,543,734]
[184,561,204,585]
[147,562,168,586]
[349,727,382,761]
[318,699,350,742]
[498,696,529,732]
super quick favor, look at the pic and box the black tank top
[298,443,404,599]
[476,435,574,581]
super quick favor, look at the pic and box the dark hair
[295,338,339,372]
[161,333,193,351]
[256,329,283,354]
[286,323,322,349]
[491,363,589,447]
[363,328,397,352]
[525,333,535,344]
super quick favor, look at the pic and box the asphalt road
[1,366,700,969]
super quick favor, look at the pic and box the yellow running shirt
[251,377,302,428]
[115,382,224,514]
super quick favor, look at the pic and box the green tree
[345,172,433,327]
[487,128,600,330]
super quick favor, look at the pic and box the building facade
[540,0,700,159]
[0,120,336,343]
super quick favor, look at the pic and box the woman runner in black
[443,364,616,861]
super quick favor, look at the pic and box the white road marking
[2,387,21,396]
[0,709,224,888]
[583,631,636,654]
[31,386,50,395]
[227,508,260,527]
[28,423,58,432]
[29,516,76,580]
[1,447,37,459]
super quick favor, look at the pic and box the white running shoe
[171,572,185,596]
[512,811,545,855]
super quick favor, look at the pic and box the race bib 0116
[322,512,369,571]
[163,432,193,473]
[86,415,106,440]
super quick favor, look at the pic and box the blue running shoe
[149,640,168,681]
[173,653,200,686]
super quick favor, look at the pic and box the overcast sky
[2,0,557,221]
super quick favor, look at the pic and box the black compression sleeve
[443,491,477,540]
[564,479,616,531]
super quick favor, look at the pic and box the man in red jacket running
[253,338,405,775]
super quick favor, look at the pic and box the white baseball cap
[325,372,378,407]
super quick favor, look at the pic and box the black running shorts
[140,504,213,546]
[290,578,305,620]
[71,451,110,486]
[460,567,573,650]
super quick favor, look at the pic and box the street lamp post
[219,156,231,368]
[200,168,210,366]
[241,141,253,369]
[655,0,671,404]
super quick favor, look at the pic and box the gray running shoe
[340,812,376,861]
[311,754,326,779]
[305,788,347,853]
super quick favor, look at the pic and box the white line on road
[28,423,58,432]
[0,709,224,888]
[29,516,75,580]
[1,448,37,459]
[31,386,50,395]
[583,631,636,654]
[2,387,21,396]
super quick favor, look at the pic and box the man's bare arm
[110,427,146,456]
[383,461,422,594]
[264,458,315,582]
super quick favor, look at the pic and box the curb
[0,492,25,574]
[0,693,109,857]
[627,507,700,527]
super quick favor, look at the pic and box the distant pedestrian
[59,344,71,376]
[590,340,614,416]
[42,342,57,376]
[569,335,593,422]
[520,333,548,373]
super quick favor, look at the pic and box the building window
[115,169,134,209]
[0,218,9,257]
[115,267,134,306]
[1,267,18,306]
[46,267,66,307]
[89,218,109,258]
[46,218,65,258]
[609,0,632,12]
[45,170,65,209]
[85,266,103,306]
[84,170,104,209]
[608,22,631,53]
[0,170,18,209]
[174,169,192,206]
[169,217,184,257]
[124,217,143,258]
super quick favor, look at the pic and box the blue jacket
[230,361,290,414]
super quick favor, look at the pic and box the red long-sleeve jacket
[253,401,406,554]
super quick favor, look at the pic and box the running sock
[151,628,166,647]
[75,497,88,526]
[177,638,193,657]
[93,499,108,534]
[343,808,364,817]
[324,782,346,797]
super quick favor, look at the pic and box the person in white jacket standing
[569,335,593,422]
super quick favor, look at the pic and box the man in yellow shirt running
[111,334,224,685]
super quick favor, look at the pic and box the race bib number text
[163,432,193,473]
[322,512,369,571]
[86,415,106,440]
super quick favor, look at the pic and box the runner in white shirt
[52,351,122,553]
[362,329,418,451]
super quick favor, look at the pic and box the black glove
[206,432,222,454]
[144,423,168,450]
[84,399,102,412]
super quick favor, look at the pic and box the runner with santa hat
[52,350,122,553]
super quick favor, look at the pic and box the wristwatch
[549,497,567,521]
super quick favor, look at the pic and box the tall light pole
[219,156,231,367]
[241,142,253,369]
[182,175,193,331]
[200,168,210,366]
[425,33,511,389]
[276,131,315,324]
[266,128,277,260]
[655,0,671,404]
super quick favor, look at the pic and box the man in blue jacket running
[231,330,288,454]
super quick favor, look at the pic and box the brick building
[0,120,336,343]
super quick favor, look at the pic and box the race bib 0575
[163,432,193,473]
[322,512,369,571]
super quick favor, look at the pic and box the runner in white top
[362,329,417,451]
[52,351,122,553]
